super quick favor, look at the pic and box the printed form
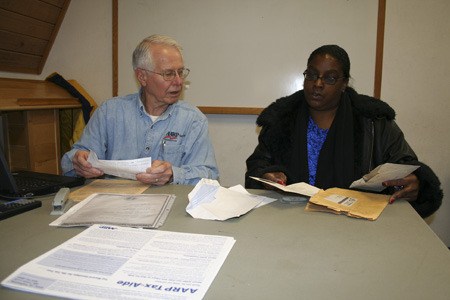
[1,224,235,300]
[87,151,152,180]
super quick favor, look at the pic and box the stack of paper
[51,193,175,228]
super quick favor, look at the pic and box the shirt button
[145,147,150,151]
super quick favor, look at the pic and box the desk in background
[1,185,450,299]
[0,77,81,174]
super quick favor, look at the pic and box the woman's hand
[382,173,419,204]
[262,172,288,189]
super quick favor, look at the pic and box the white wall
[0,0,448,246]
[382,0,450,245]
[117,0,378,107]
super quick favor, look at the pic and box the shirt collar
[138,89,175,121]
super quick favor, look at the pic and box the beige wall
[382,0,450,244]
[0,0,448,245]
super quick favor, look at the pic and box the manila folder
[306,188,390,220]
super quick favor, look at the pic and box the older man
[61,35,218,185]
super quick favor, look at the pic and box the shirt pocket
[162,143,185,166]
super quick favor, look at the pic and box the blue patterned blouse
[307,116,329,185]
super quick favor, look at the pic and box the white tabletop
[1,185,450,299]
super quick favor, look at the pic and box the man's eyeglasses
[303,70,346,85]
[141,67,190,81]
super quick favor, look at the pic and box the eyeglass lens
[163,68,190,80]
[303,71,340,85]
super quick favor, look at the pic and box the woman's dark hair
[307,45,351,78]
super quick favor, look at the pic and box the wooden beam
[112,0,118,97]
[374,0,386,98]
[197,106,263,115]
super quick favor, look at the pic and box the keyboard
[0,199,42,220]
[14,176,57,190]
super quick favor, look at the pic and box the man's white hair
[132,34,183,70]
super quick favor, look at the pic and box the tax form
[87,150,152,180]
[2,224,235,300]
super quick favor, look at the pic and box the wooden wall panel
[0,31,47,55]
[0,10,54,40]
[0,0,71,74]
[0,0,61,23]
[0,49,41,73]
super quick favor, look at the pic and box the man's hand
[136,160,173,186]
[383,173,419,204]
[72,150,104,178]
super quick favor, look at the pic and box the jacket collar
[257,88,396,128]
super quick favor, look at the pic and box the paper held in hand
[249,175,392,220]
[87,150,152,180]
[350,163,420,192]
[249,176,321,196]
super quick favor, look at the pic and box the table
[1,185,450,299]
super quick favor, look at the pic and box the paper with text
[1,224,235,300]
[87,150,152,180]
[350,163,419,192]
[50,193,175,228]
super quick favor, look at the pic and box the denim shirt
[61,92,219,185]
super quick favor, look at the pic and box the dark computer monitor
[0,147,85,198]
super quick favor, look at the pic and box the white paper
[87,150,152,180]
[249,176,321,197]
[350,163,420,192]
[1,224,235,300]
[50,193,175,229]
[186,179,276,220]
[228,184,277,208]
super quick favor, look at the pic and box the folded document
[350,163,419,192]
[305,188,390,220]
[249,176,321,196]
[249,176,391,220]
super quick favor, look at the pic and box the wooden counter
[0,78,81,174]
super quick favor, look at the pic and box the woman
[245,45,442,218]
